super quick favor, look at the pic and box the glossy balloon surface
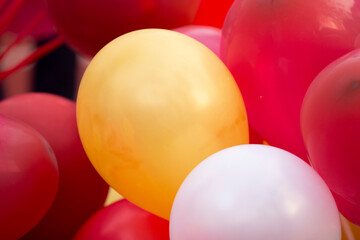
[301,49,360,225]
[170,145,341,240]
[221,0,360,160]
[0,115,58,240]
[77,29,249,219]
[0,93,109,240]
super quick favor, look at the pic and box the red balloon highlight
[0,115,58,240]
[0,93,109,240]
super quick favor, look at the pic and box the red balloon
[174,25,221,57]
[46,0,202,56]
[6,0,55,40]
[301,49,360,224]
[193,0,234,28]
[249,124,264,144]
[0,115,58,240]
[221,0,360,161]
[0,93,109,240]
[333,192,360,226]
[74,199,169,240]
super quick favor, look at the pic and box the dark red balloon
[0,115,58,240]
[46,0,202,56]
[221,0,360,161]
[333,192,360,226]
[74,199,169,240]
[249,124,264,144]
[193,0,234,28]
[6,0,55,40]
[0,93,109,240]
[174,25,221,57]
[301,49,360,225]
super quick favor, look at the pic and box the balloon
[221,0,360,161]
[301,49,360,225]
[170,145,341,240]
[193,0,234,28]
[77,29,249,219]
[46,0,202,56]
[333,192,360,226]
[6,0,55,40]
[249,124,264,144]
[74,199,169,240]
[0,115,58,240]
[174,25,221,57]
[0,93,109,240]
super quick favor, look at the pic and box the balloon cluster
[1,0,360,239]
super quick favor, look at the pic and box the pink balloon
[170,145,340,240]
[301,49,360,225]
[174,25,221,57]
[221,0,360,161]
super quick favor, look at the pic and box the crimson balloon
[221,0,360,161]
[74,199,169,240]
[46,0,202,56]
[333,192,360,226]
[6,0,55,40]
[0,93,109,240]
[0,115,58,239]
[301,49,360,225]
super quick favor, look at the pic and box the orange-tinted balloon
[77,29,249,219]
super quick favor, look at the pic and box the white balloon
[170,144,340,240]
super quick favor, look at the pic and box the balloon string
[0,35,65,82]
[0,0,28,37]
[341,214,355,240]
[0,10,47,61]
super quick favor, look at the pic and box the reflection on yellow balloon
[76,29,248,219]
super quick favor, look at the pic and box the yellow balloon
[76,29,248,219]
